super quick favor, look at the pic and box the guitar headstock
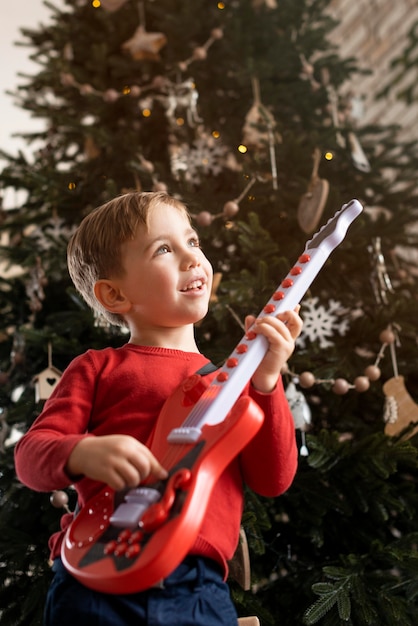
[306,199,363,253]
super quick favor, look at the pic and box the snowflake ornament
[170,135,228,184]
[28,216,77,251]
[297,297,350,349]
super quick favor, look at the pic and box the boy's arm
[240,379,298,497]
[238,308,302,496]
[14,352,98,492]
[15,351,167,493]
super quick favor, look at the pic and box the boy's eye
[155,244,170,255]
[188,237,201,248]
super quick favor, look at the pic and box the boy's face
[113,202,213,330]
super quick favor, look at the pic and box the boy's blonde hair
[67,191,189,327]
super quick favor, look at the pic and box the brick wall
[328,0,418,140]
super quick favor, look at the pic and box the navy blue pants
[44,557,238,625]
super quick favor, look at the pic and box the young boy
[15,191,302,626]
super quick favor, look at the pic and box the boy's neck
[128,324,200,353]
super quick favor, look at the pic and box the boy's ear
[94,279,132,314]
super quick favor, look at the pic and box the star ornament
[122,25,167,61]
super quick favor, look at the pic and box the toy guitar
[62,199,363,593]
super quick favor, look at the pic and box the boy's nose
[181,249,200,269]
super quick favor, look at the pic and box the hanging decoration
[122,25,167,61]
[297,148,330,233]
[322,69,371,173]
[193,175,258,227]
[296,297,350,350]
[383,376,418,439]
[382,325,418,439]
[368,237,394,305]
[25,257,47,314]
[157,78,203,128]
[121,0,167,61]
[50,489,72,513]
[347,131,371,173]
[177,28,224,71]
[33,343,62,403]
[242,76,280,189]
[285,381,311,456]
[170,132,229,184]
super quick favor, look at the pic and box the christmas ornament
[285,381,311,456]
[169,133,228,184]
[368,237,394,305]
[50,490,71,513]
[25,257,47,314]
[33,344,62,402]
[323,75,345,149]
[297,148,330,234]
[194,176,257,227]
[177,28,223,71]
[348,131,371,173]
[383,376,418,439]
[297,297,350,350]
[122,25,167,61]
[299,54,321,91]
[242,77,280,189]
[158,78,203,127]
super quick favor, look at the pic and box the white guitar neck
[168,199,363,442]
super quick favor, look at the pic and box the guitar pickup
[109,487,161,529]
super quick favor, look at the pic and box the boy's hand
[66,434,168,491]
[246,307,303,393]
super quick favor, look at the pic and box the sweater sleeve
[239,376,298,498]
[14,352,98,492]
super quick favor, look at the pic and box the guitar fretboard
[168,199,363,443]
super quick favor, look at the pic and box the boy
[15,191,302,626]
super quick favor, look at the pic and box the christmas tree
[1,1,418,624]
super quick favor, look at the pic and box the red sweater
[15,344,297,575]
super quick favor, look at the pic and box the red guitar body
[62,376,264,594]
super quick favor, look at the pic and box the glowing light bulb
[142,109,151,118]
[68,182,76,190]
[238,144,247,154]
[217,2,225,9]
[325,151,334,161]
[92,0,100,8]
[212,130,220,139]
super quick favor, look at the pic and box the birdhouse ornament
[34,344,62,402]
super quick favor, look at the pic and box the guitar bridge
[167,426,202,443]
[109,487,161,529]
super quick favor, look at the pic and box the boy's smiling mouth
[180,278,205,292]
